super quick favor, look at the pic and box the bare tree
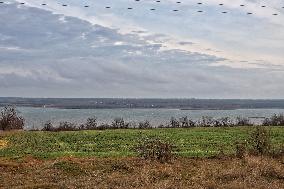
[0,106,24,130]
[170,117,180,128]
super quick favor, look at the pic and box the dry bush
[111,118,130,129]
[157,124,165,128]
[235,141,247,159]
[262,114,284,126]
[41,121,77,131]
[42,121,78,132]
[213,117,233,127]
[169,117,180,128]
[236,116,252,126]
[179,116,196,128]
[96,123,111,130]
[80,116,98,130]
[138,120,151,129]
[136,137,176,163]
[56,121,77,131]
[42,120,54,131]
[0,106,24,130]
[200,116,214,127]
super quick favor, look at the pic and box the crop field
[0,127,284,159]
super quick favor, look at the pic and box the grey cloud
[0,3,284,98]
[179,42,194,45]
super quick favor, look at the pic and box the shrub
[138,120,151,129]
[112,118,129,129]
[236,116,252,126]
[221,117,233,127]
[262,114,284,126]
[213,117,233,127]
[272,114,284,126]
[179,116,195,128]
[97,123,111,130]
[56,121,77,131]
[169,117,180,128]
[42,120,54,131]
[82,116,98,130]
[262,118,271,126]
[204,117,234,127]
[136,137,175,163]
[248,126,271,155]
[42,121,77,132]
[0,106,24,130]
[200,116,214,127]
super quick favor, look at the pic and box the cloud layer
[0,1,284,98]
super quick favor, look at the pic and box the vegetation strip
[0,127,283,159]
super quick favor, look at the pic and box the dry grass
[0,139,8,149]
[0,155,283,189]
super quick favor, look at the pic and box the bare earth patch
[0,156,284,189]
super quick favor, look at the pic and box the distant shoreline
[2,97,284,110]
[2,105,284,111]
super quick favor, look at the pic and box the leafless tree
[0,106,24,130]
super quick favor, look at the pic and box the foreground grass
[0,127,284,159]
[0,156,284,189]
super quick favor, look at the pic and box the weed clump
[53,161,84,175]
[0,106,24,130]
[136,137,175,163]
[260,164,284,180]
[235,141,247,159]
[248,126,271,155]
[110,161,133,173]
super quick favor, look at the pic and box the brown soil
[0,156,284,189]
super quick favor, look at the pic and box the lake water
[17,107,284,129]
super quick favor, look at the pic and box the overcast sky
[0,0,284,98]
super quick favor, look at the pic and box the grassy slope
[0,127,284,159]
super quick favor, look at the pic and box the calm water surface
[17,107,284,129]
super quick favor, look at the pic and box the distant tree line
[40,114,284,132]
[0,106,284,131]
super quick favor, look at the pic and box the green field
[1,127,284,159]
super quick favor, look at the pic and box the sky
[0,0,284,98]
